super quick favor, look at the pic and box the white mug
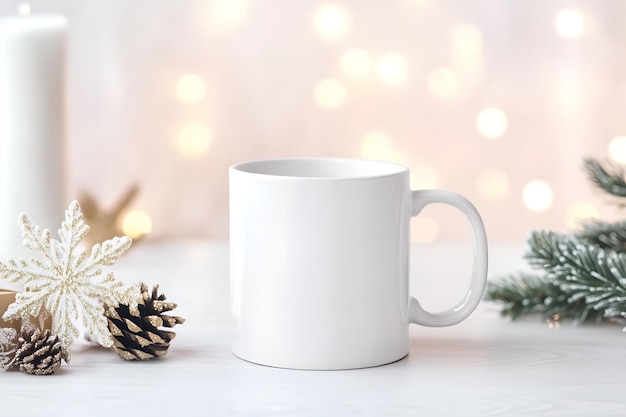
[229,157,488,370]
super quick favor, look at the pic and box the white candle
[0,12,67,270]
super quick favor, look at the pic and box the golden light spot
[375,53,408,86]
[522,180,553,212]
[554,76,581,112]
[404,0,436,8]
[427,67,460,98]
[546,313,560,329]
[451,23,482,54]
[567,202,599,228]
[314,78,347,109]
[450,23,483,72]
[175,123,212,157]
[476,169,510,200]
[556,9,585,39]
[176,74,206,104]
[340,48,372,78]
[313,4,350,42]
[476,107,507,140]
[392,150,410,166]
[122,210,152,240]
[207,0,248,32]
[609,136,626,164]
[17,3,31,16]
[410,165,439,189]
[360,131,395,160]
[411,216,439,243]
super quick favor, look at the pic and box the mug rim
[230,157,408,180]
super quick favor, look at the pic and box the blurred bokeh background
[2,0,625,243]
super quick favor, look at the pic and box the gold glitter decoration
[0,327,18,370]
[0,289,53,334]
[13,328,62,375]
[79,184,141,247]
[0,201,140,363]
[105,282,185,361]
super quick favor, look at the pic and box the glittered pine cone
[13,328,62,375]
[105,283,185,360]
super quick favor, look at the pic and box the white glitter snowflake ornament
[0,327,18,370]
[0,201,140,362]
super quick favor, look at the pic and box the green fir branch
[527,230,626,322]
[485,273,594,321]
[488,158,626,325]
[487,230,626,323]
[584,158,626,201]
[575,220,626,253]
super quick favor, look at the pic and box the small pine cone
[105,282,185,360]
[13,329,62,375]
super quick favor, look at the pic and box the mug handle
[409,190,488,327]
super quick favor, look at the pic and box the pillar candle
[0,13,67,283]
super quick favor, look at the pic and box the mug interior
[232,158,406,179]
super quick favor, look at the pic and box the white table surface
[2,239,626,417]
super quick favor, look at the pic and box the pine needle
[487,158,626,325]
[485,273,591,321]
[575,220,626,253]
[584,157,626,201]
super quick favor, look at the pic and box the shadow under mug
[229,157,488,370]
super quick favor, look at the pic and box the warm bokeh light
[566,202,599,228]
[360,131,395,160]
[314,78,347,109]
[375,53,408,86]
[523,180,553,212]
[609,136,626,164]
[476,107,508,139]
[122,210,152,239]
[450,23,482,72]
[313,4,351,42]
[451,23,482,55]
[176,74,206,104]
[411,216,440,243]
[427,67,459,98]
[207,0,248,32]
[555,9,585,39]
[554,76,581,113]
[404,0,437,8]
[410,165,439,189]
[340,48,372,78]
[17,3,31,16]
[476,169,510,200]
[57,2,625,245]
[175,123,212,157]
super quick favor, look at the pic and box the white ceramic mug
[229,158,488,370]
